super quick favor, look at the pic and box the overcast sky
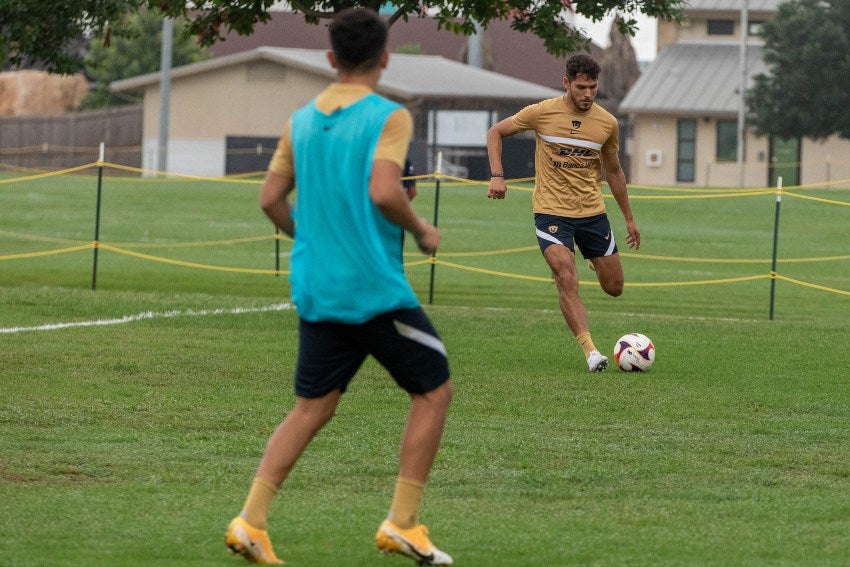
[574,13,658,62]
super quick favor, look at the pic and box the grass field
[1,169,849,566]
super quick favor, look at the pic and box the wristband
[490,173,504,177]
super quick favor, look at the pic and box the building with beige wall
[111,47,561,177]
[621,0,850,188]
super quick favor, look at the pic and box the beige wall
[802,136,850,188]
[142,61,331,141]
[628,114,850,188]
[657,12,774,52]
[139,60,334,175]
[628,114,769,188]
[658,16,745,52]
[656,20,681,54]
[626,114,678,186]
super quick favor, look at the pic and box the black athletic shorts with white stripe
[294,308,450,398]
[534,212,618,259]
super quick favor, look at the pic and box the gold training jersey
[512,97,619,218]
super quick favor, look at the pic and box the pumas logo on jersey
[548,225,558,234]
[572,120,582,129]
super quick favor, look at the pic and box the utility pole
[158,17,173,173]
[737,0,749,187]
[467,21,483,68]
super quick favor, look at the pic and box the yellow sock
[240,477,278,530]
[576,331,597,358]
[389,477,425,529]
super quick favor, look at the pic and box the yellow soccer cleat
[376,519,453,565]
[225,516,284,565]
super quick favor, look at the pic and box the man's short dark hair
[329,8,388,73]
[566,54,601,81]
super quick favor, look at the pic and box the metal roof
[683,0,782,12]
[619,41,767,116]
[111,47,562,102]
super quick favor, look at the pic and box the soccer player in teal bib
[225,8,453,566]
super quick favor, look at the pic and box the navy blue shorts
[534,213,618,259]
[294,308,450,398]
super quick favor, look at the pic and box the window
[677,119,696,182]
[707,19,734,35]
[716,120,738,162]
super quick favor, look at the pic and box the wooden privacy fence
[0,105,142,170]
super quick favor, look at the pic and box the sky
[573,13,658,62]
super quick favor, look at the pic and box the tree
[747,0,850,141]
[0,0,684,75]
[80,9,209,109]
[0,0,126,73]
[598,14,641,114]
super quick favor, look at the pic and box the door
[768,136,800,187]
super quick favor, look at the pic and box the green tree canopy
[1,0,683,75]
[747,0,850,141]
[80,9,208,109]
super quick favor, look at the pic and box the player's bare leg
[544,244,608,371]
[226,391,342,563]
[587,254,624,297]
[399,381,452,482]
[544,244,589,337]
[256,390,343,485]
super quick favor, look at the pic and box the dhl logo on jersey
[555,147,595,158]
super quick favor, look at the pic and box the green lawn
[1,169,849,565]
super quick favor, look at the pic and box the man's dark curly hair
[566,54,601,81]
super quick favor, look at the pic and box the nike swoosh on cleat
[397,536,434,564]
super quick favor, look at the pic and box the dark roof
[208,12,604,92]
[619,41,767,116]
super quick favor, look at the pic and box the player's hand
[625,221,640,250]
[487,177,507,200]
[414,220,440,255]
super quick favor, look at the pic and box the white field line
[0,303,293,334]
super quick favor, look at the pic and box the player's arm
[370,159,438,254]
[486,117,520,200]
[259,121,296,237]
[259,171,295,237]
[601,150,640,250]
[370,108,439,255]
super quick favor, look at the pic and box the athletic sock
[240,476,279,530]
[388,476,425,529]
[576,331,597,358]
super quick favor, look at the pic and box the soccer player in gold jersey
[486,53,641,372]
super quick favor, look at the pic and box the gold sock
[240,477,278,530]
[576,332,597,358]
[388,477,425,529]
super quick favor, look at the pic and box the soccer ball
[613,333,655,372]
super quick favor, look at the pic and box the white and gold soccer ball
[613,333,655,372]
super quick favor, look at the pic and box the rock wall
[0,70,89,116]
